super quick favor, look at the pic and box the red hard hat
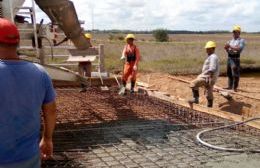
[0,18,20,44]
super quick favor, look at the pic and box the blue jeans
[0,155,40,168]
[227,57,240,89]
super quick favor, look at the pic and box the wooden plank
[168,75,260,101]
[46,55,70,58]
[45,46,75,49]
[68,48,99,56]
[137,82,260,130]
[99,44,105,72]
[49,63,78,67]
[168,76,190,84]
[148,89,260,129]
[53,77,119,87]
[66,56,96,62]
[136,81,150,88]
[44,64,80,82]
[136,81,155,88]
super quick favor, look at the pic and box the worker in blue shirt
[0,18,56,168]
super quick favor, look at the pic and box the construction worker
[0,18,56,167]
[119,34,141,95]
[188,41,220,108]
[79,33,93,92]
[224,25,245,92]
[84,33,93,47]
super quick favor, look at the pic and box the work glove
[133,65,137,71]
[118,86,126,96]
[120,55,126,60]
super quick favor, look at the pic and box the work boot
[188,89,199,104]
[233,77,239,92]
[122,80,127,87]
[118,80,127,95]
[224,78,233,90]
[130,81,135,94]
[79,84,87,93]
[207,99,213,108]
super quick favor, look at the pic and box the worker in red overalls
[119,34,141,95]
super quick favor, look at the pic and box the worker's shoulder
[132,44,140,51]
[134,44,139,48]
[23,62,49,77]
[240,38,246,43]
[231,37,245,43]
[210,53,219,60]
[32,63,48,73]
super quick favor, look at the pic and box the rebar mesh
[42,87,260,168]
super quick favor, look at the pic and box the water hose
[196,117,260,153]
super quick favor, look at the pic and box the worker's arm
[39,70,57,160]
[224,42,230,51]
[40,101,56,160]
[229,45,241,52]
[225,39,245,53]
[204,55,218,77]
[134,47,141,66]
[231,39,246,52]
[120,45,127,60]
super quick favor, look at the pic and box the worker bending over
[79,33,93,92]
[119,34,141,95]
[224,25,245,92]
[188,41,220,108]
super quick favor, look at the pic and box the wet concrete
[206,153,260,168]
[43,87,260,168]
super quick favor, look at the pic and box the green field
[91,33,260,75]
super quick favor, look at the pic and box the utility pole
[91,6,94,31]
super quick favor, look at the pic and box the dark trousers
[227,57,240,90]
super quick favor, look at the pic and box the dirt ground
[138,73,260,118]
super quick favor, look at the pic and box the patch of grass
[138,57,204,74]
[39,33,260,75]
[241,58,256,65]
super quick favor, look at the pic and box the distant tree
[108,34,114,41]
[108,34,124,41]
[153,29,169,42]
[117,35,124,41]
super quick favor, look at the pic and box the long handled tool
[118,57,126,95]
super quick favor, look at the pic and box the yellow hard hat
[85,33,92,39]
[205,41,216,49]
[125,34,135,40]
[233,25,241,32]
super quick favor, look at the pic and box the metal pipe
[31,0,40,59]
[9,0,14,22]
[35,0,91,50]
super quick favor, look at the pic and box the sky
[23,0,260,32]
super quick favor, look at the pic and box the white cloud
[23,0,260,32]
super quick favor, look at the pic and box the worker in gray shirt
[188,41,220,108]
[224,25,245,92]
